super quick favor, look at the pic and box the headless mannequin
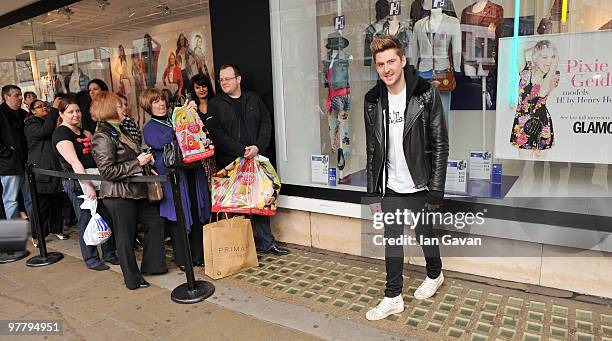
[429,7,443,32]
[471,0,489,14]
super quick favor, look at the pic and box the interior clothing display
[41,75,65,102]
[410,13,461,73]
[64,66,90,94]
[323,34,352,168]
[460,0,504,72]
[142,36,161,88]
[510,66,554,150]
[410,0,457,25]
[364,18,412,67]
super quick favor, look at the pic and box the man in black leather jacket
[364,36,449,321]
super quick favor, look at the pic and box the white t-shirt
[386,85,422,193]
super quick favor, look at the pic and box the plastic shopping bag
[172,104,214,163]
[80,197,112,246]
[211,156,281,216]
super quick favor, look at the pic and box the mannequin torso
[472,0,489,14]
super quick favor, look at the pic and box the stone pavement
[3,236,612,341]
[0,244,321,341]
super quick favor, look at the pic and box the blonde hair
[370,35,405,61]
[91,91,121,121]
[138,88,164,114]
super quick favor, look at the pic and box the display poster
[311,155,329,184]
[446,160,467,193]
[469,151,492,180]
[495,31,612,164]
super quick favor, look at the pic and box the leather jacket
[364,65,449,203]
[92,121,147,200]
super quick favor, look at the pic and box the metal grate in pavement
[226,252,612,341]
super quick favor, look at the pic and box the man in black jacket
[207,64,288,256]
[0,85,33,220]
[364,36,449,321]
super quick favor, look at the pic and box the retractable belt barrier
[23,165,214,304]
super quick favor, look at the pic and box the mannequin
[323,32,352,171]
[410,0,457,26]
[41,59,65,101]
[364,0,412,68]
[410,2,461,124]
[115,45,131,96]
[461,0,503,76]
[64,64,90,94]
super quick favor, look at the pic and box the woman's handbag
[163,140,199,169]
[433,69,456,92]
[143,165,163,203]
[428,15,456,92]
[524,115,543,137]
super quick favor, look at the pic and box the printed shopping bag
[80,198,112,246]
[204,216,258,279]
[210,156,281,216]
[172,104,214,163]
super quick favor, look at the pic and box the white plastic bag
[80,196,111,246]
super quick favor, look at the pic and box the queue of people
[0,65,289,290]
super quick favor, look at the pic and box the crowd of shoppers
[1,63,289,290]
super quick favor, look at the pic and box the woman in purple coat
[140,88,210,269]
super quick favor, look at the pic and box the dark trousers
[104,198,167,289]
[32,192,64,239]
[168,219,204,266]
[383,188,442,298]
[63,180,116,268]
[251,215,276,252]
[169,168,204,266]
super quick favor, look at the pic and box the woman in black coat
[24,100,69,247]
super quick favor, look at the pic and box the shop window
[272,0,612,214]
[0,0,214,128]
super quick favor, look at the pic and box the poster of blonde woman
[495,31,612,164]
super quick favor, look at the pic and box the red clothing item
[461,1,504,70]
[325,68,350,112]
[163,66,183,95]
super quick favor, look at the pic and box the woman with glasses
[24,100,67,247]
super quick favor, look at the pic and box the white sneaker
[414,272,444,300]
[365,295,404,321]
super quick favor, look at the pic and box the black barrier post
[169,170,214,303]
[25,164,64,267]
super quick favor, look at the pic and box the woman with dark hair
[189,73,215,119]
[80,79,109,133]
[91,91,166,289]
[189,74,218,176]
[141,88,210,270]
[52,96,118,270]
[24,99,67,247]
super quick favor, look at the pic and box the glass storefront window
[0,0,214,128]
[272,0,612,212]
